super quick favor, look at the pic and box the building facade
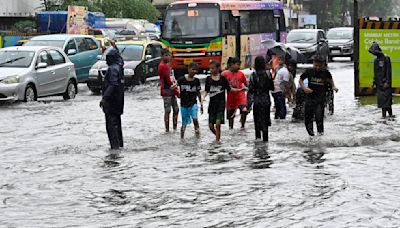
[0,0,43,30]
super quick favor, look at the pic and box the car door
[74,37,90,82]
[35,50,54,96]
[144,44,160,78]
[84,37,100,71]
[48,49,70,94]
[64,38,80,77]
[150,43,161,77]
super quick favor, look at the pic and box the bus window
[240,12,250,34]
[163,7,220,38]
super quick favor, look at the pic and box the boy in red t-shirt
[222,57,249,129]
[158,49,179,132]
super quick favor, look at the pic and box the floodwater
[1,60,400,227]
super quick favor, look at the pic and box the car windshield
[327,30,353,39]
[287,32,317,43]
[163,7,220,39]
[0,50,35,68]
[24,40,65,48]
[102,45,143,61]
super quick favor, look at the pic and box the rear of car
[327,27,354,61]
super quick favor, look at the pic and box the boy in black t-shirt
[202,61,243,142]
[177,62,203,139]
[299,55,338,136]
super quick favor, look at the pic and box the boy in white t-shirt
[271,56,290,119]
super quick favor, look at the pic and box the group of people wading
[158,48,339,142]
[98,41,393,149]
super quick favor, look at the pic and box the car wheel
[63,80,77,100]
[350,55,354,61]
[24,84,37,102]
[328,56,333,62]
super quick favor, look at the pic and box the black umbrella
[285,45,307,63]
[262,39,286,57]
[262,39,306,63]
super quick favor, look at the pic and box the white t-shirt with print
[272,66,290,93]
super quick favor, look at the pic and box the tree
[306,0,397,29]
[13,19,36,33]
[42,0,160,22]
[101,0,160,22]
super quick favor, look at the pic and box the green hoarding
[359,29,400,89]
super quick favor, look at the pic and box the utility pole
[354,0,360,96]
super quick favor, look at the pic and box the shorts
[227,104,248,120]
[163,96,179,114]
[209,112,225,124]
[181,104,198,126]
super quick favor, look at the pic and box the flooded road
[1,60,400,227]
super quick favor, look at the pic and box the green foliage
[43,0,160,22]
[358,0,396,18]
[13,19,36,33]
[101,0,160,22]
[306,0,397,29]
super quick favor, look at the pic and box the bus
[161,0,286,77]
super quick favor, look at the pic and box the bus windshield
[163,7,220,39]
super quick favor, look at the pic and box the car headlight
[124,69,135,75]
[1,76,19,84]
[89,69,98,76]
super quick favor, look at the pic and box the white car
[0,46,77,102]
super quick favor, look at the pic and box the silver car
[0,46,77,102]
[327,27,354,61]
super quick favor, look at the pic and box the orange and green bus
[161,0,286,78]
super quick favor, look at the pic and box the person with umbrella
[369,42,393,118]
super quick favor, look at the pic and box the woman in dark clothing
[248,56,274,141]
[369,42,393,118]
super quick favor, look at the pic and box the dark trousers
[272,92,286,119]
[304,99,325,136]
[105,114,123,149]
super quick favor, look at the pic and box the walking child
[222,57,249,129]
[158,48,179,132]
[203,61,243,142]
[177,62,203,139]
[299,55,338,136]
[248,56,274,141]
[271,56,290,119]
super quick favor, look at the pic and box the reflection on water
[250,142,273,169]
[303,146,326,165]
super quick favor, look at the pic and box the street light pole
[354,0,360,96]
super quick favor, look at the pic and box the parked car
[15,39,29,46]
[327,27,354,61]
[286,29,330,64]
[24,34,101,82]
[87,39,162,93]
[0,46,77,102]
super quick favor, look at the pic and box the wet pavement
[1,59,400,227]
